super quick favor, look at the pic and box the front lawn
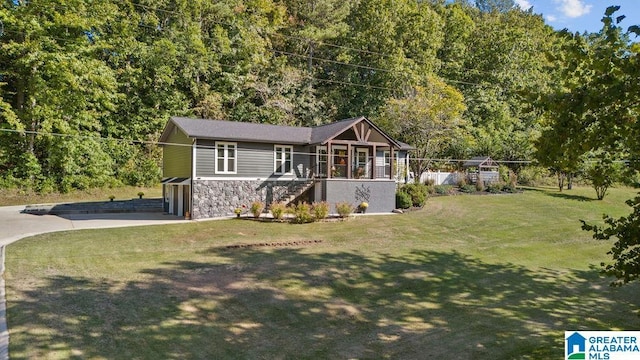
[5,186,639,359]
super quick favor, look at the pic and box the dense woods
[0,0,638,193]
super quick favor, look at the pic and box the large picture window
[215,142,236,174]
[274,145,293,174]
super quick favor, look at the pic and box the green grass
[0,185,163,207]
[5,186,640,359]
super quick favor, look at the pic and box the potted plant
[359,201,369,213]
[234,208,242,218]
[137,191,144,199]
[109,195,115,202]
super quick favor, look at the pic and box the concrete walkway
[0,205,190,359]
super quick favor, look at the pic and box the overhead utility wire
[0,128,535,164]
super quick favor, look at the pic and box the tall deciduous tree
[444,6,555,170]
[0,0,119,191]
[580,7,640,295]
[475,0,515,13]
[376,77,467,181]
[320,0,444,118]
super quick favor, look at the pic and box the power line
[0,128,535,163]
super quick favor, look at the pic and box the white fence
[417,171,461,186]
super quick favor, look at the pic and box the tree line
[0,0,637,193]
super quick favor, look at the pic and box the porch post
[371,145,377,179]
[390,147,395,180]
[347,143,352,179]
[327,142,332,179]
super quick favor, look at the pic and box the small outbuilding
[463,156,500,184]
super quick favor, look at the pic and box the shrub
[401,183,428,207]
[396,191,412,209]
[312,201,330,220]
[518,165,555,187]
[508,170,518,188]
[292,202,314,223]
[502,184,517,193]
[460,184,476,193]
[335,202,353,218]
[486,183,502,193]
[475,177,485,192]
[424,178,435,186]
[270,202,286,220]
[434,185,453,195]
[250,201,264,218]
[499,165,511,183]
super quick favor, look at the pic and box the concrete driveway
[0,205,189,247]
[0,205,190,360]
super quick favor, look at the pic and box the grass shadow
[7,248,637,359]
[524,187,595,202]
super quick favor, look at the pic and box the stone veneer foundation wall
[192,179,305,219]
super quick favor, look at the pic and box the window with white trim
[274,145,293,174]
[215,142,237,174]
[316,146,328,177]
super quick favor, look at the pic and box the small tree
[376,80,468,182]
[582,152,623,200]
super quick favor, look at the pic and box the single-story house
[159,116,413,219]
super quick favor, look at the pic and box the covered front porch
[311,117,406,181]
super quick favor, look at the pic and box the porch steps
[277,180,315,206]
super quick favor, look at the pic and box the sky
[513,0,640,33]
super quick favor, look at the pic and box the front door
[355,148,369,178]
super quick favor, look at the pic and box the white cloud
[514,0,532,10]
[554,0,592,18]
[546,14,558,22]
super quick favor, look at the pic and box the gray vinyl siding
[163,126,192,178]
[195,140,311,179]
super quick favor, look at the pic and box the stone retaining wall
[192,179,306,219]
[23,199,163,215]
